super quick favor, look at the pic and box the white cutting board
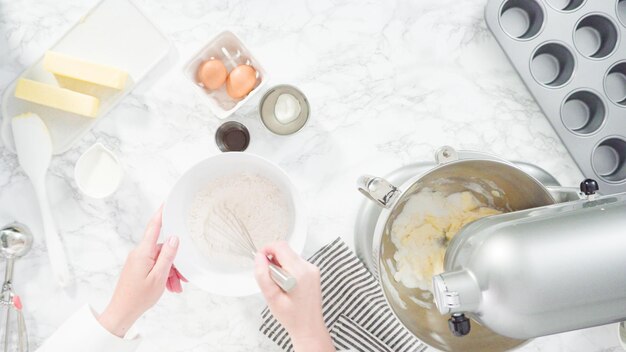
[1,0,172,154]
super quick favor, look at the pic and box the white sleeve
[36,305,141,352]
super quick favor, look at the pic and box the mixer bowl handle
[546,186,586,203]
[435,145,459,164]
[357,175,400,208]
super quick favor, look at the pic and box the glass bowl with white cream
[259,85,310,135]
[74,143,123,198]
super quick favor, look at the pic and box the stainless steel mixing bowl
[358,146,558,352]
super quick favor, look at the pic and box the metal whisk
[204,206,297,292]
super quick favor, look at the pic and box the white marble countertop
[0,0,622,351]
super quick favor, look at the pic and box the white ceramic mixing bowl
[161,153,306,296]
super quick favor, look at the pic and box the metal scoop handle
[269,263,297,292]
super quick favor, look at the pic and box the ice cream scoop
[0,222,33,352]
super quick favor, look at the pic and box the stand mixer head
[433,180,626,339]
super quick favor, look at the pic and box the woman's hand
[97,208,186,337]
[254,242,335,352]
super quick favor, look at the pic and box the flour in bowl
[187,173,291,268]
[391,189,502,292]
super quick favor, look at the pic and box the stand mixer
[433,179,626,340]
[358,146,625,351]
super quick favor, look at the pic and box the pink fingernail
[168,236,179,247]
[179,273,189,283]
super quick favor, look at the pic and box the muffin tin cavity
[500,0,545,39]
[605,62,626,106]
[486,0,626,193]
[530,43,575,87]
[545,0,586,12]
[574,15,619,59]
[618,0,626,27]
[562,90,606,135]
[592,138,626,182]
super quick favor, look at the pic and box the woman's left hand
[97,208,187,337]
[156,243,187,293]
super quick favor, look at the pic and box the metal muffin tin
[486,0,626,194]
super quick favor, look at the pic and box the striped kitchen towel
[260,237,427,352]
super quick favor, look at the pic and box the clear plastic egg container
[183,31,267,119]
[486,0,626,194]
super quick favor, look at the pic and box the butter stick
[15,78,100,118]
[43,51,128,90]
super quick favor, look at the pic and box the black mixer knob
[448,313,471,337]
[580,179,599,195]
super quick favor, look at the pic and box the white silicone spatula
[11,113,71,287]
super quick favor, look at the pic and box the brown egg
[226,65,257,99]
[197,59,228,90]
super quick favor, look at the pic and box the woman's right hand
[254,242,335,352]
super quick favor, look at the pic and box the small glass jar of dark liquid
[215,121,250,152]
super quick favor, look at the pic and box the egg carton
[183,31,267,120]
[485,0,626,194]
